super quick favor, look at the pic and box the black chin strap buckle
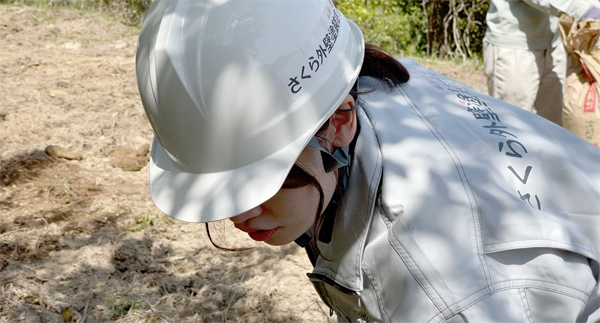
[294,232,311,248]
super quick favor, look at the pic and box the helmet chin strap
[295,136,351,253]
[307,137,350,173]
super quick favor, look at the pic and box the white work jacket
[304,59,600,322]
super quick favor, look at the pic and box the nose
[229,206,262,224]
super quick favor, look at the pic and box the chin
[263,235,296,246]
[264,239,292,246]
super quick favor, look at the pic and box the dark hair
[355,43,410,91]
[206,43,409,250]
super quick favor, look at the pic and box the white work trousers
[483,41,567,126]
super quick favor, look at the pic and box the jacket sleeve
[522,0,595,20]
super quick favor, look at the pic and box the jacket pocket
[482,218,599,298]
[482,219,599,266]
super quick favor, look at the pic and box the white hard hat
[136,0,364,223]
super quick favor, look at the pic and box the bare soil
[0,4,487,323]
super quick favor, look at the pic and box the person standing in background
[483,0,600,125]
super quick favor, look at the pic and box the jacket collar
[308,102,383,292]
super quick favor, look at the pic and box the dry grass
[0,4,331,322]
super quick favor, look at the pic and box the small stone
[24,90,40,101]
[56,80,69,88]
[40,311,63,323]
[135,143,150,157]
[45,145,83,160]
[18,311,40,323]
[63,42,80,50]
[108,144,150,171]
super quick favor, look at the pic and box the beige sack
[560,16,600,147]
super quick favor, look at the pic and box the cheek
[260,186,321,245]
[269,186,321,225]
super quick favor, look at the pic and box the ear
[330,94,357,148]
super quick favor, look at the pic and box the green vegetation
[127,212,176,232]
[0,0,488,60]
[336,0,489,60]
[107,295,141,319]
[127,213,157,232]
[336,1,427,57]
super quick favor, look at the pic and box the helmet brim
[149,131,309,223]
[148,20,364,223]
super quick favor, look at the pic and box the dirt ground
[0,4,487,323]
